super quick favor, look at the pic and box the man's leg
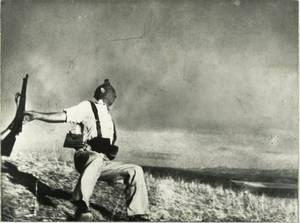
[74,157,104,206]
[100,162,149,217]
[73,151,106,220]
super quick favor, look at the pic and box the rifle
[1,74,29,156]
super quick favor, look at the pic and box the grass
[1,153,298,222]
[146,174,298,222]
[1,126,298,221]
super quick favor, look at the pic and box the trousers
[72,149,149,216]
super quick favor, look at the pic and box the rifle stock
[1,74,29,156]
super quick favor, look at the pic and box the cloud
[1,0,298,134]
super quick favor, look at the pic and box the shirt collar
[94,99,106,106]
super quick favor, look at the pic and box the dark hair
[94,79,117,101]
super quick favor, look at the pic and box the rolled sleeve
[63,101,90,124]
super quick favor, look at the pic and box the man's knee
[74,150,100,173]
[127,165,144,183]
[79,156,104,179]
[134,165,144,175]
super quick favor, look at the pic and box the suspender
[90,101,102,138]
[112,120,117,145]
[89,101,117,145]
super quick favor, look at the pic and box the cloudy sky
[1,0,298,135]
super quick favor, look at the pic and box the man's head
[94,79,117,106]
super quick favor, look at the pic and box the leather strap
[89,101,102,138]
[112,120,117,145]
[89,101,117,144]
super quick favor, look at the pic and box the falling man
[25,79,150,221]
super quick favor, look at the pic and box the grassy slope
[1,153,298,222]
[1,126,298,221]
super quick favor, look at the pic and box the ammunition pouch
[63,131,84,149]
[87,137,118,160]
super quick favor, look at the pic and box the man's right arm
[24,111,67,123]
[25,100,90,124]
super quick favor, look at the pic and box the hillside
[1,126,298,221]
[1,152,298,222]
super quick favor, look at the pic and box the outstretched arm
[24,111,67,123]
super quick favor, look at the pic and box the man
[25,79,150,221]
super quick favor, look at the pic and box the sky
[1,0,298,135]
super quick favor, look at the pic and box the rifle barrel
[1,74,29,157]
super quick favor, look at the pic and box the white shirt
[64,100,114,144]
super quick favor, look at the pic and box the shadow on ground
[1,160,123,221]
[2,161,72,206]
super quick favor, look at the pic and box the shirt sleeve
[63,101,91,124]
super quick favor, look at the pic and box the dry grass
[1,153,298,222]
[146,174,298,222]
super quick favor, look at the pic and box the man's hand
[24,111,37,124]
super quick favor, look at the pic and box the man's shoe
[78,211,94,221]
[75,211,94,221]
[74,200,93,221]
[128,215,150,221]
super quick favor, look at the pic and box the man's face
[103,91,116,107]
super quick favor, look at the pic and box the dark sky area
[1,0,298,134]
